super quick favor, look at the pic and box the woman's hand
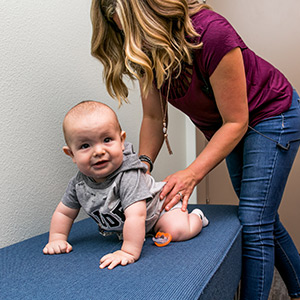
[160,168,198,212]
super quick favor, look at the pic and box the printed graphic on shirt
[91,201,125,232]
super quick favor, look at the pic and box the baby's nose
[93,145,105,157]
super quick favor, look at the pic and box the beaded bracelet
[139,155,153,172]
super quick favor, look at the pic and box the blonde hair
[91,0,211,105]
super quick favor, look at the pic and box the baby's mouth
[93,160,108,167]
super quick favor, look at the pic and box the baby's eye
[104,137,112,143]
[80,143,90,149]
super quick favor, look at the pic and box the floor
[235,268,290,300]
[269,268,289,300]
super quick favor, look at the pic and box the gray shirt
[62,142,165,234]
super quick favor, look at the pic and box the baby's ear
[63,146,74,158]
[121,131,126,150]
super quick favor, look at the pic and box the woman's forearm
[138,80,165,164]
[187,121,248,184]
[139,116,164,162]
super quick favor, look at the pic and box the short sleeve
[61,176,81,209]
[118,170,153,211]
[195,11,247,76]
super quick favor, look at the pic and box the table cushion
[0,204,242,300]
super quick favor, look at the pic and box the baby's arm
[99,200,147,269]
[43,202,79,255]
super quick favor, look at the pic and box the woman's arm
[138,81,165,171]
[161,47,249,211]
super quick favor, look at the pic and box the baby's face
[65,111,125,182]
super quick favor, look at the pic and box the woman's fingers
[160,169,197,211]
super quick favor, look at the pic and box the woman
[90,0,300,299]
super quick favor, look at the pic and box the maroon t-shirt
[163,9,293,140]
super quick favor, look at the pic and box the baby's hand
[100,250,135,270]
[43,240,73,255]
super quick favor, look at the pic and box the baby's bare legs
[154,208,203,241]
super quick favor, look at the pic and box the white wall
[0,1,187,248]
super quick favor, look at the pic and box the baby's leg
[154,208,204,242]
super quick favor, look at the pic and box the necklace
[159,76,173,155]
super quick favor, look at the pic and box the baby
[43,101,208,269]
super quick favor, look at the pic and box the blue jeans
[226,89,300,300]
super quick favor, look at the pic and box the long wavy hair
[91,0,211,105]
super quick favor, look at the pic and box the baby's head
[63,101,126,182]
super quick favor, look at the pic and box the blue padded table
[0,204,242,300]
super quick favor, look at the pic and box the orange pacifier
[152,232,172,247]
